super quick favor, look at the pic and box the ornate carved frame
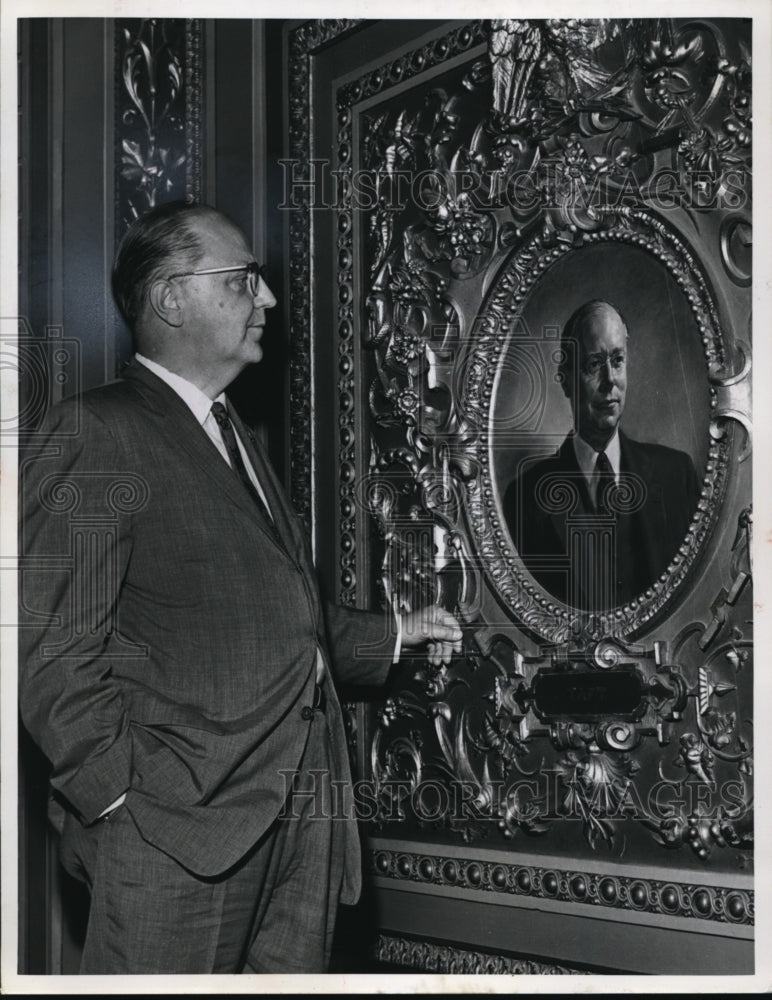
[471,206,736,643]
[287,17,753,971]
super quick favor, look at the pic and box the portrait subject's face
[180,215,277,373]
[573,307,628,449]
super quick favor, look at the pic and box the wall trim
[374,933,592,974]
[367,843,753,929]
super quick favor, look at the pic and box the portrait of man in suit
[18,200,462,974]
[501,299,700,611]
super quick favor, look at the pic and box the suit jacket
[502,431,700,610]
[19,360,395,899]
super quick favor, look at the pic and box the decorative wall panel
[288,17,752,974]
[115,18,204,238]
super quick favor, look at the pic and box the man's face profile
[570,304,628,449]
[173,213,276,374]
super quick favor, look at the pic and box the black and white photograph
[1,3,769,993]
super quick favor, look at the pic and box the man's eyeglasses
[168,261,267,298]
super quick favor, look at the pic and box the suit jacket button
[301,706,314,721]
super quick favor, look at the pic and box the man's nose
[600,360,615,387]
[253,276,277,310]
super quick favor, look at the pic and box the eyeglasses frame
[167,261,268,298]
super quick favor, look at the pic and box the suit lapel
[550,435,600,611]
[121,361,289,553]
[226,401,304,562]
[619,430,665,586]
[620,432,665,527]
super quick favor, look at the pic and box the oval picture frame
[463,208,735,643]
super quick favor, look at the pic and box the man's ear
[148,278,184,328]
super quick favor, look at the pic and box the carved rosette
[369,847,754,926]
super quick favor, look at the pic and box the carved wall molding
[115,19,203,239]
[369,847,754,927]
[184,20,204,206]
[286,20,366,535]
[374,933,591,974]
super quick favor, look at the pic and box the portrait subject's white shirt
[572,431,621,509]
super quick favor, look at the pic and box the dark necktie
[210,401,273,523]
[594,450,615,516]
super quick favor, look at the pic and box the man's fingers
[424,605,462,642]
[400,605,463,657]
[425,638,461,667]
[426,622,462,643]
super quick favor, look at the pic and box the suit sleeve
[322,600,397,687]
[19,399,134,824]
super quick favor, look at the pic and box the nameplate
[532,668,645,722]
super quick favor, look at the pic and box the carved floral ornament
[287,18,753,861]
[116,19,202,235]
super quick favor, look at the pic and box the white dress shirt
[136,354,273,516]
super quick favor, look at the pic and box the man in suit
[502,299,699,610]
[19,201,462,973]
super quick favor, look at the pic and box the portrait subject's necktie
[210,402,273,524]
[594,450,616,516]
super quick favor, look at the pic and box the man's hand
[400,605,463,667]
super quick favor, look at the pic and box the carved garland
[184,20,203,205]
[369,847,754,926]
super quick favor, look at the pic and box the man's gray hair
[112,201,218,331]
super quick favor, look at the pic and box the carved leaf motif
[117,19,194,230]
[121,139,144,166]
[123,41,154,121]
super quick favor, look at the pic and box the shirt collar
[135,354,226,425]
[572,429,621,479]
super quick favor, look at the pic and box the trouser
[59,711,345,974]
